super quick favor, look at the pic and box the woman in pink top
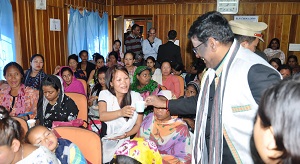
[59,66,86,96]
[0,62,39,120]
[161,60,180,98]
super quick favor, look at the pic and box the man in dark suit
[157,30,183,67]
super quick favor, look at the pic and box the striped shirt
[125,33,143,61]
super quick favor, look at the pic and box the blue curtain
[68,8,108,60]
[0,0,16,80]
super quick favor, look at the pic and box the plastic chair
[65,92,88,127]
[54,126,102,164]
[176,75,185,97]
[12,117,29,136]
[78,78,88,96]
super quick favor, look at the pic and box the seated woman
[184,58,205,84]
[114,137,163,164]
[287,55,300,75]
[59,66,86,96]
[172,63,186,79]
[137,90,192,164]
[179,81,200,133]
[37,75,79,128]
[24,54,47,90]
[54,54,87,81]
[161,60,181,98]
[146,56,162,85]
[107,51,123,67]
[88,66,107,118]
[131,66,161,100]
[25,125,86,164]
[87,54,105,86]
[252,76,300,163]
[264,38,285,64]
[110,39,124,63]
[0,62,39,120]
[269,57,282,71]
[98,65,143,163]
[0,106,59,164]
[124,51,137,84]
[131,66,162,115]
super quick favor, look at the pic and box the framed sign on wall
[217,0,239,14]
[35,0,46,10]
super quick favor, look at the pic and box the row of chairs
[13,90,102,163]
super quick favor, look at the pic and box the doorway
[113,15,153,52]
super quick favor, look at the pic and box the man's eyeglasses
[192,42,204,54]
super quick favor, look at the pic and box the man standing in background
[125,24,143,66]
[142,28,162,61]
[157,30,182,67]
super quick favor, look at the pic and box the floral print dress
[137,113,192,164]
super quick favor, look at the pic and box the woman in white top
[0,106,59,164]
[146,56,162,85]
[98,65,143,163]
[264,38,285,64]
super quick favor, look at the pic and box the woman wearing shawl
[131,66,162,115]
[131,66,162,100]
[264,38,285,64]
[137,90,192,164]
[59,66,86,96]
[53,54,87,81]
[0,62,39,120]
[37,75,78,128]
[24,54,47,90]
[98,65,143,163]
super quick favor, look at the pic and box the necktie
[209,73,223,163]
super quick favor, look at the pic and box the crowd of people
[0,10,300,164]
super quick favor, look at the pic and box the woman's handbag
[52,119,84,128]
[88,118,102,134]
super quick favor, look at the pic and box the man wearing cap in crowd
[229,20,268,60]
[146,11,281,163]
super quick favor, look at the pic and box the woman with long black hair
[24,54,47,90]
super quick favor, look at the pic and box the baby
[25,125,87,164]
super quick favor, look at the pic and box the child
[25,125,87,164]
[252,77,300,163]
[124,51,137,83]
[0,106,59,164]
